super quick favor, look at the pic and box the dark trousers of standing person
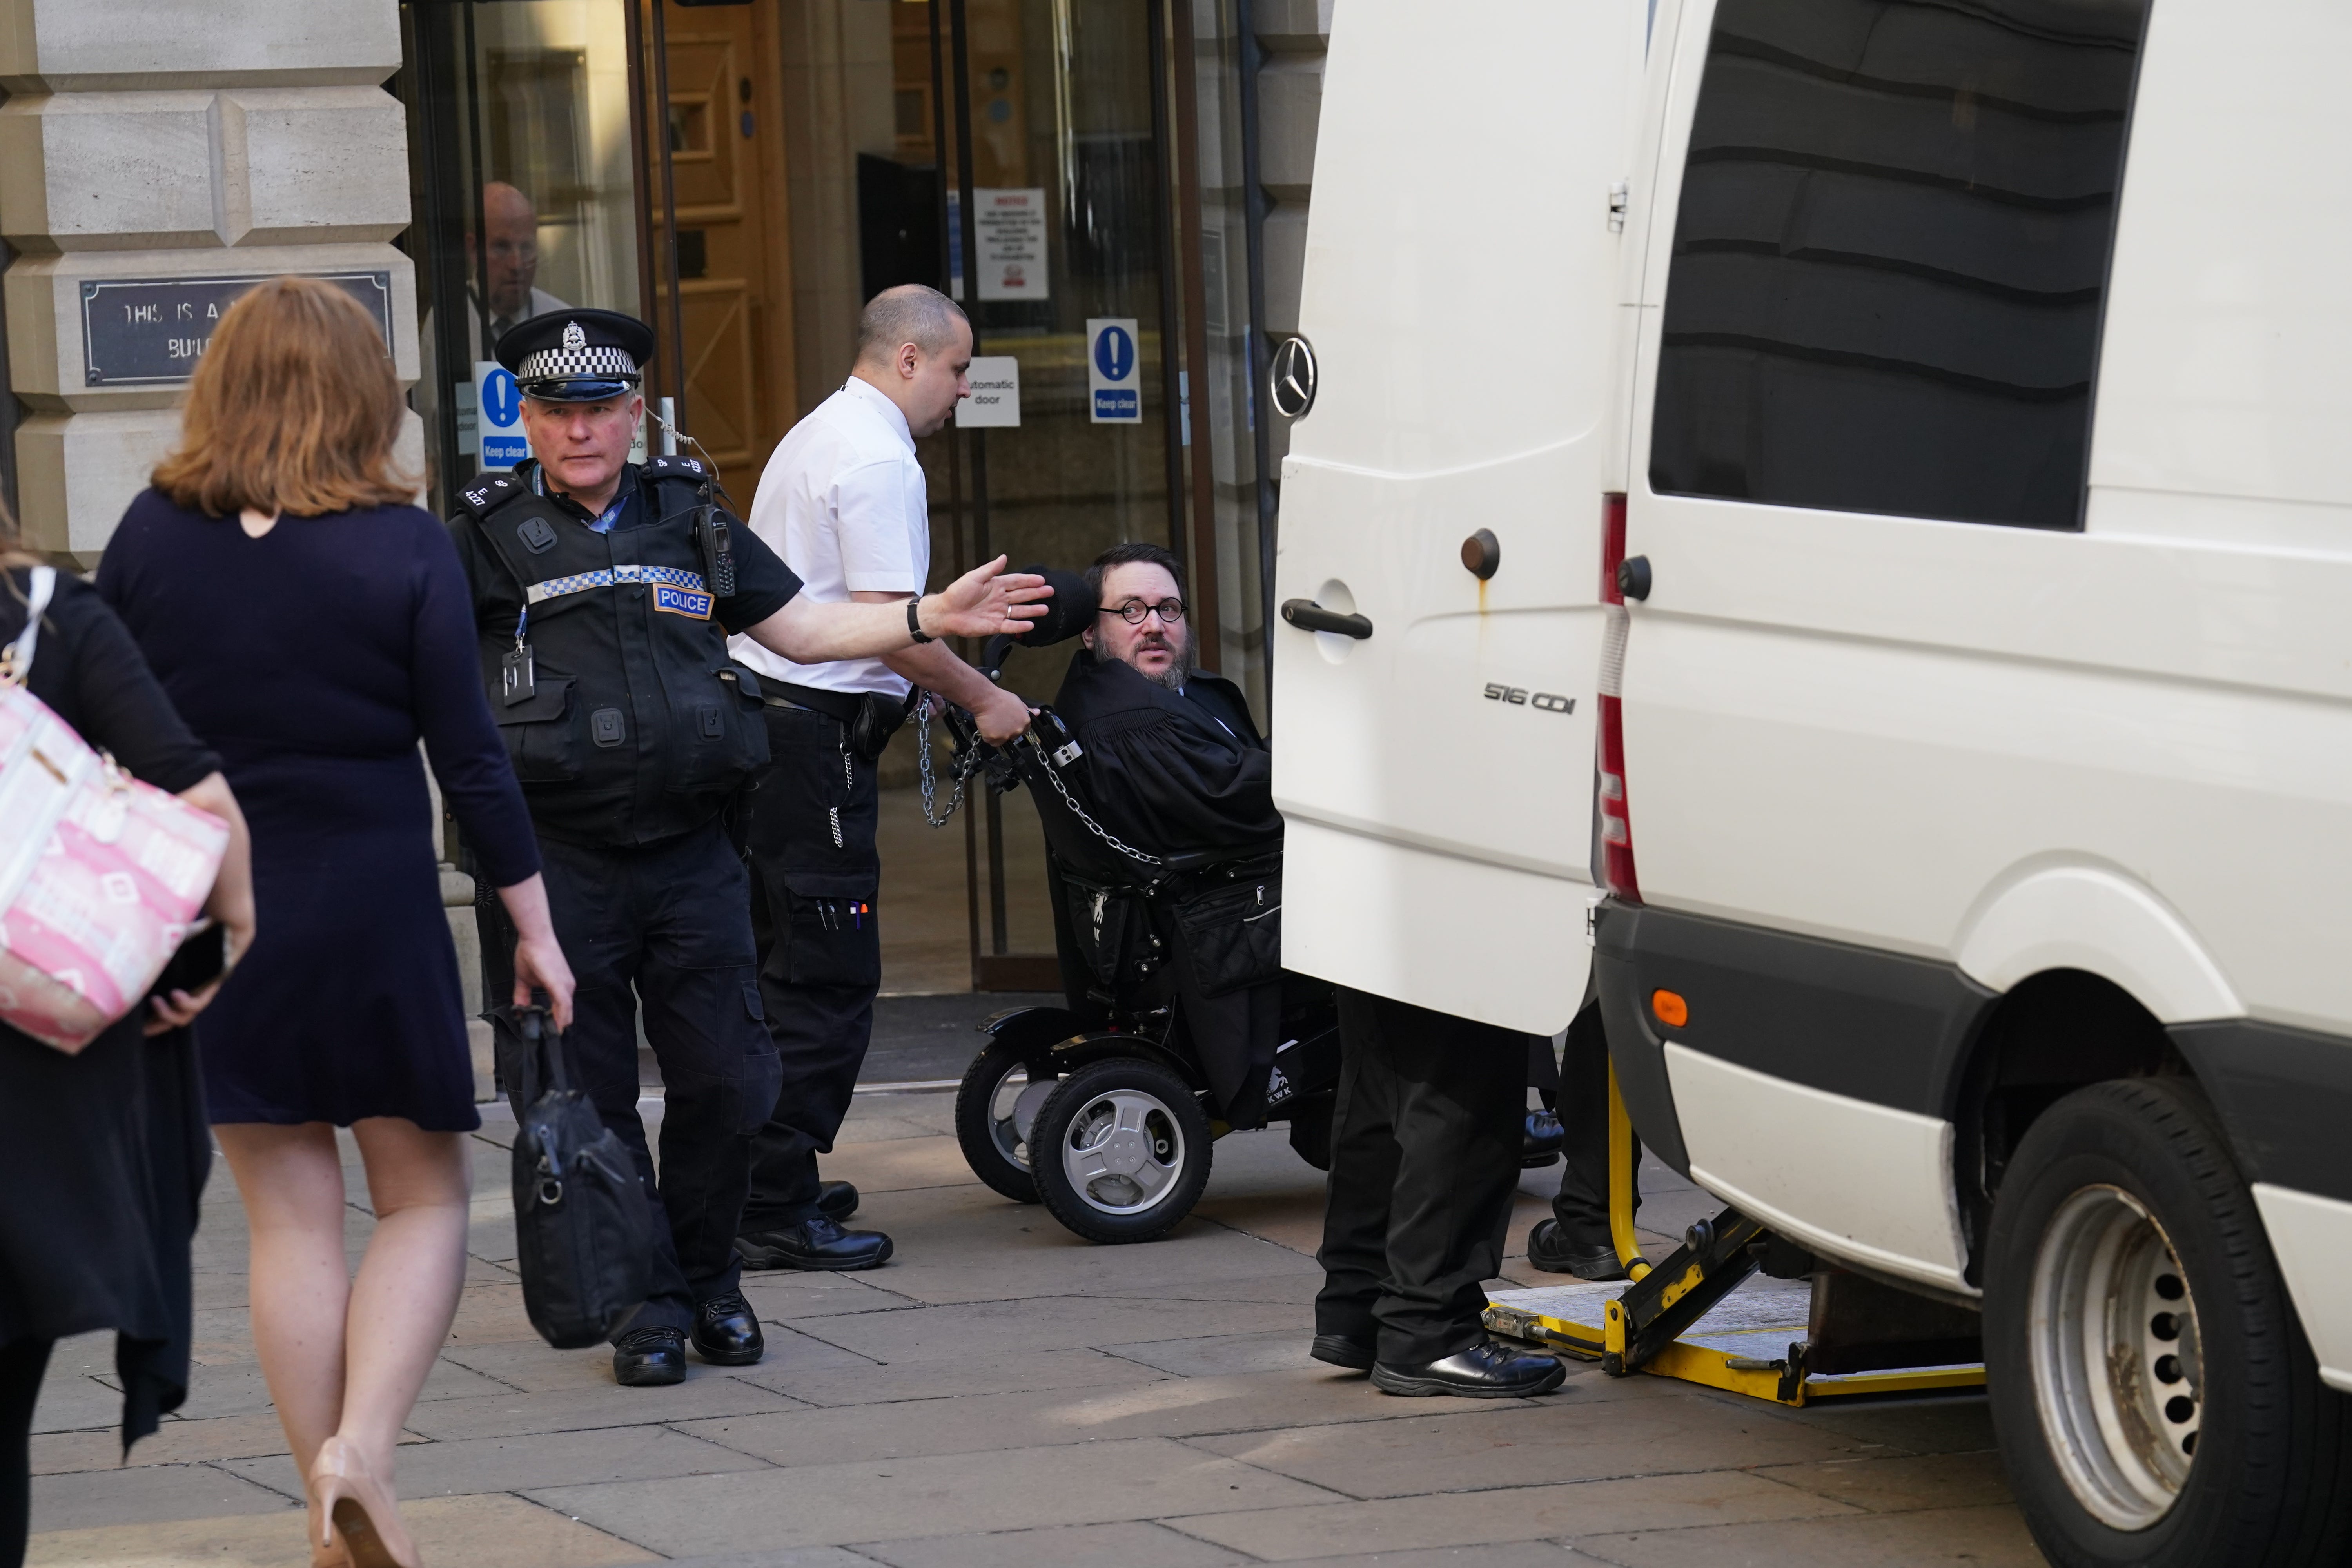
[0,1338,51,1568]
[1549,999,1639,1249]
[737,702,883,1230]
[512,824,782,1340]
[1314,989,1529,1366]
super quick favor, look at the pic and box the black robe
[1053,651,1284,1123]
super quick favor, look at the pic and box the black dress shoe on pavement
[1371,1339,1567,1398]
[817,1180,860,1222]
[1521,1109,1565,1168]
[1525,1218,1630,1281]
[691,1292,765,1366]
[1310,1334,1375,1371]
[612,1327,687,1387]
[735,1214,895,1272]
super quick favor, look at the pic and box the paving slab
[23,1491,656,1567]
[857,1519,1254,1567]
[745,1345,1174,1408]
[1256,1548,1612,1568]
[1750,1449,2013,1513]
[225,1423,773,1502]
[796,1291,1307,1364]
[28,1462,296,1531]
[437,1324,869,1393]
[528,1435,1350,1555]
[401,1368,811,1442]
[1188,1395,1871,1499]
[1167,1470,1856,1560]
[1571,1503,2044,1566]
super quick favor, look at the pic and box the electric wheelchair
[929,621,1341,1245]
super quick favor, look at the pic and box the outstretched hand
[925,556,1051,641]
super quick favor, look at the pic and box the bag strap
[516,1003,573,1102]
[1,566,56,687]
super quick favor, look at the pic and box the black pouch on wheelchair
[848,690,915,763]
[1062,875,1151,988]
[1171,867,1283,998]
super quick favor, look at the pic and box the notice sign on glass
[80,272,394,387]
[956,356,1021,428]
[947,188,1049,303]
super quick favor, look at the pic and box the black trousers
[1,1338,51,1568]
[737,704,883,1230]
[531,824,781,1338]
[1314,989,1530,1366]
[1550,1000,1639,1249]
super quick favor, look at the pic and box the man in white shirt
[730,284,1032,1270]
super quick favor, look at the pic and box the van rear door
[1271,0,1648,1034]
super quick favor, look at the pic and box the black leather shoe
[1526,1218,1629,1281]
[735,1215,895,1272]
[1310,1333,1374,1372]
[817,1180,860,1222]
[1371,1338,1566,1398]
[691,1292,765,1366]
[612,1327,686,1387]
[1521,1108,1565,1168]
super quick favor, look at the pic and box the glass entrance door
[928,0,1189,988]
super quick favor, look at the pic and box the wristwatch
[907,596,935,644]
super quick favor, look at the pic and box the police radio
[694,479,736,599]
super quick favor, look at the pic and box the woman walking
[0,498,256,1568]
[99,277,573,1568]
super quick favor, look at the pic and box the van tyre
[1985,1079,2352,1568]
[1031,1057,1213,1244]
[954,1039,1043,1204]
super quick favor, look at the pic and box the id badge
[501,643,536,706]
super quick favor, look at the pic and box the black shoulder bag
[493,1002,653,1348]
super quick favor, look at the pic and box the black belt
[764,680,863,724]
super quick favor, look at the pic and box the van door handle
[1280,599,1374,639]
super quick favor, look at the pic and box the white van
[1274,1,2352,1563]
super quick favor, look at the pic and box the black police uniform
[448,310,804,1374]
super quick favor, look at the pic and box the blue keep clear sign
[1086,318,1140,425]
[474,360,529,469]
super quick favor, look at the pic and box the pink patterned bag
[0,567,229,1053]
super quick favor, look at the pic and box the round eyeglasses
[1101,599,1186,626]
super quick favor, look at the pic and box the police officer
[449,309,1047,1387]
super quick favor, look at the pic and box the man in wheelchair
[949,543,1340,1245]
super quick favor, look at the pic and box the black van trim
[1595,899,2352,1210]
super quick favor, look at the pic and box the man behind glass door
[730,285,1035,1270]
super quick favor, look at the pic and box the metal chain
[1034,742,1164,869]
[914,693,971,828]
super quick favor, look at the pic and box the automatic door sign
[1087,318,1140,425]
[956,356,1022,428]
[474,360,528,469]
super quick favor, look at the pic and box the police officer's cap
[496,309,655,403]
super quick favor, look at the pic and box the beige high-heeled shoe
[307,1436,419,1568]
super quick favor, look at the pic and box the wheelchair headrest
[1009,565,1098,648]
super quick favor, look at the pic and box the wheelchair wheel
[1031,1057,1213,1243]
[955,1039,1050,1203]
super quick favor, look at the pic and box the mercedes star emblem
[1269,334,1317,420]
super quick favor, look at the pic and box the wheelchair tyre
[955,1039,1045,1203]
[1031,1057,1214,1244]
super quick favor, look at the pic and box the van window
[1649,0,2149,530]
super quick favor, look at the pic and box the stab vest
[452,457,768,847]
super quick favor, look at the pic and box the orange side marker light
[1651,989,1689,1029]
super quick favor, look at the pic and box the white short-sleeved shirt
[730,376,929,697]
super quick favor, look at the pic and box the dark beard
[1130,638,1194,691]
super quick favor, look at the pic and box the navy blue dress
[98,492,541,1132]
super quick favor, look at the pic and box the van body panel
[2251,1185,2352,1393]
[1666,1043,1971,1291]
[1953,865,2240,1024]
[2169,1020,2352,1207]
[1273,0,1645,1033]
[2090,0,2352,512]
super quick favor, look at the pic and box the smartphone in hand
[149,922,227,1001]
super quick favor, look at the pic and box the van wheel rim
[985,1063,1033,1172]
[1060,1089,1185,1215]
[2028,1184,2202,1530]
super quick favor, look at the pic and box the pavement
[24,1000,2045,1567]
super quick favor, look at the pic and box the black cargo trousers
[1314,988,1534,1366]
[488,822,784,1341]
[733,701,884,1230]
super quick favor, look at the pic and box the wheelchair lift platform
[1483,1068,1987,1409]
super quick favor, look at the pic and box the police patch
[654,583,714,619]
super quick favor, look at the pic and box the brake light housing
[1595,492,1639,903]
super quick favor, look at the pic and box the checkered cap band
[516,343,640,384]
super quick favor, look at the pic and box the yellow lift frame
[1483,1066,1987,1408]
